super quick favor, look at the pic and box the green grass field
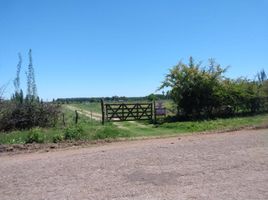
[0,102,268,145]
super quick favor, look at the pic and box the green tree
[159,57,227,118]
[147,93,157,101]
[263,80,268,96]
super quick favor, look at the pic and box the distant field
[69,102,101,114]
[68,100,175,115]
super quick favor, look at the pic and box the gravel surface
[0,129,268,200]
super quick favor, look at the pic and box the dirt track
[65,105,102,121]
[0,129,268,200]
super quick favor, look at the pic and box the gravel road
[0,129,267,200]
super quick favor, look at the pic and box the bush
[64,125,84,140]
[25,128,45,143]
[0,95,61,132]
[52,134,64,143]
[159,57,268,119]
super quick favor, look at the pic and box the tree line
[56,94,168,104]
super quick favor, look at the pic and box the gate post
[75,110,79,124]
[101,99,105,125]
[153,100,157,124]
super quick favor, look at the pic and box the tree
[0,85,4,101]
[262,80,268,96]
[13,53,22,93]
[26,49,37,99]
[256,69,267,84]
[147,93,157,101]
[159,57,227,118]
[12,53,24,103]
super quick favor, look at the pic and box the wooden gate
[101,100,154,124]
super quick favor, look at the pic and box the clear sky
[1,0,268,100]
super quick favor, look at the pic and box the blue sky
[0,0,267,100]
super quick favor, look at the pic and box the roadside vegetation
[0,55,267,146]
[159,57,268,119]
[0,50,60,133]
[0,111,268,144]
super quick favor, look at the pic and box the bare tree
[26,49,37,98]
[257,69,267,84]
[13,53,22,93]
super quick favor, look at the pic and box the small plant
[52,134,64,143]
[93,126,122,140]
[25,128,45,143]
[64,125,84,140]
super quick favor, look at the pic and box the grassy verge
[111,113,268,138]
[0,112,267,145]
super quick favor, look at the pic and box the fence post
[75,110,78,124]
[101,99,105,125]
[153,100,156,124]
[62,113,66,127]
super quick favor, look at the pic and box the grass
[0,102,268,145]
[0,128,63,144]
[96,113,268,138]
[69,100,174,115]
[69,102,101,114]
[159,114,268,132]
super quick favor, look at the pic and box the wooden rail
[101,100,154,124]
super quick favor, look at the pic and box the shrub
[52,134,64,143]
[0,97,61,132]
[159,57,268,119]
[64,125,84,140]
[25,128,45,143]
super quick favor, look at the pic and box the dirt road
[65,105,102,121]
[0,129,268,200]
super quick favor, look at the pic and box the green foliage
[56,94,168,104]
[0,97,61,131]
[147,93,157,101]
[220,78,266,113]
[261,80,268,96]
[93,126,129,139]
[25,128,45,143]
[159,57,267,119]
[160,114,267,132]
[159,57,226,118]
[0,50,61,132]
[64,125,84,140]
[70,102,101,114]
[52,134,64,143]
[1,112,268,145]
